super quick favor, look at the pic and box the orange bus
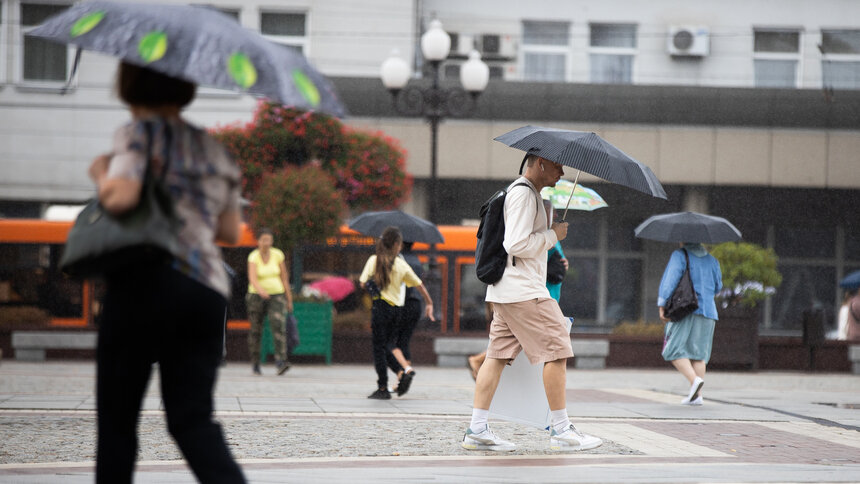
[0,219,485,335]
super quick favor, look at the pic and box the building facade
[0,0,858,332]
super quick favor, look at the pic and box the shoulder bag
[60,122,181,278]
[546,246,566,284]
[663,248,699,322]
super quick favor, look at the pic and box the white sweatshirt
[485,177,558,303]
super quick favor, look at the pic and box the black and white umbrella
[29,1,346,117]
[348,210,444,244]
[634,212,742,244]
[494,125,666,218]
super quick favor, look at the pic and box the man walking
[462,155,603,452]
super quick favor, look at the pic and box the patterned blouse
[105,116,241,299]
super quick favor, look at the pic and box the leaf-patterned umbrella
[29,1,346,117]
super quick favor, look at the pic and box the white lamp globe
[380,51,411,90]
[421,19,451,62]
[460,50,490,92]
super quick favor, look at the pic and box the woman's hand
[88,154,111,183]
[658,306,670,323]
[424,303,435,322]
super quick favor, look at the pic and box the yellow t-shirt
[247,248,286,295]
[359,255,421,307]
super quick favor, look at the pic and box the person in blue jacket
[658,242,723,406]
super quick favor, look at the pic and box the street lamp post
[380,19,490,226]
[380,20,488,327]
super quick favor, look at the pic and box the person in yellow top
[246,228,293,376]
[360,227,434,399]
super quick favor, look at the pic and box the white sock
[404,366,413,374]
[469,408,489,433]
[551,409,571,433]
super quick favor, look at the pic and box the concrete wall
[347,118,860,188]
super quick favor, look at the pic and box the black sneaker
[276,360,292,375]
[396,371,415,396]
[252,363,262,375]
[367,389,391,400]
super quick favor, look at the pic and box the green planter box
[262,301,333,364]
[291,301,333,364]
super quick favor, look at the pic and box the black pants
[396,298,422,362]
[97,265,246,484]
[371,299,403,389]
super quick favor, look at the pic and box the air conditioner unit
[668,26,709,56]
[455,33,474,56]
[478,33,516,59]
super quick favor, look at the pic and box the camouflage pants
[246,293,287,363]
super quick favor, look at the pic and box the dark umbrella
[840,270,860,290]
[348,210,444,244]
[494,125,666,218]
[29,1,346,117]
[634,211,742,244]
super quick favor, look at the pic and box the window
[754,29,801,88]
[261,11,307,55]
[21,3,70,83]
[458,262,489,332]
[605,258,642,323]
[0,243,83,320]
[521,20,569,82]
[771,265,836,330]
[561,257,598,320]
[0,1,5,84]
[589,23,636,84]
[821,29,860,89]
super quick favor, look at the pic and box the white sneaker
[681,377,704,404]
[461,426,516,452]
[550,424,603,451]
[682,396,704,406]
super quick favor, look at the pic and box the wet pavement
[0,360,858,483]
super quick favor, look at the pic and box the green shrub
[250,164,347,253]
[710,242,782,308]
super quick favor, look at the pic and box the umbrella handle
[561,170,582,221]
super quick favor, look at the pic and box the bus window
[0,243,83,323]
[457,259,488,333]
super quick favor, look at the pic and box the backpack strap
[506,181,542,267]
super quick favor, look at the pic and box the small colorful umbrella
[307,276,355,302]
[541,180,608,212]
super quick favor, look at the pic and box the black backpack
[475,182,530,285]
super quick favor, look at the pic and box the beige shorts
[486,298,574,365]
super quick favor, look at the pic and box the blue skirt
[661,313,716,362]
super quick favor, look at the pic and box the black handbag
[546,247,566,284]
[663,248,699,322]
[60,122,181,278]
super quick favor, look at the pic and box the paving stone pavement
[0,360,859,483]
